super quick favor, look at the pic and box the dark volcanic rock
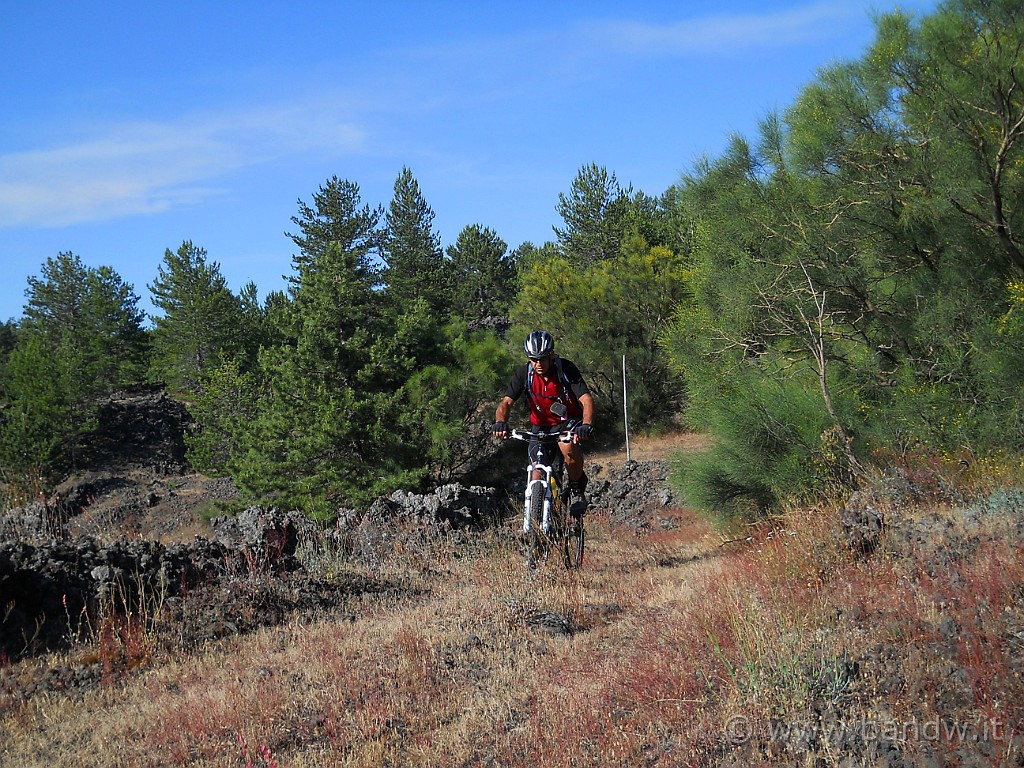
[0,535,226,661]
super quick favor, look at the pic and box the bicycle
[505,426,585,569]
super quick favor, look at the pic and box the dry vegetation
[2,439,1024,767]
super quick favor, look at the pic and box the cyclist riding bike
[492,330,595,516]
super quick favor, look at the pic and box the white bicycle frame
[508,428,571,536]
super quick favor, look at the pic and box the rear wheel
[563,514,585,568]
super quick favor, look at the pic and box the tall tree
[22,252,149,390]
[381,166,449,314]
[148,241,246,395]
[446,224,515,322]
[661,0,1024,518]
[554,163,632,266]
[286,175,382,290]
[1,253,148,477]
[230,236,384,511]
[229,178,441,512]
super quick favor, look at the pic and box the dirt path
[588,430,710,473]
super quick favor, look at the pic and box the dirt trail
[589,430,710,473]
[1,504,729,767]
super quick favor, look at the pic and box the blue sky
[1,0,939,323]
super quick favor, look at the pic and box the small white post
[622,354,631,461]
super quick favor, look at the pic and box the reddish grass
[3,466,1024,765]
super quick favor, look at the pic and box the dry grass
[589,430,711,474]
[0,505,727,767]
[3,444,1024,766]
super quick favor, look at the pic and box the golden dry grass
[0,507,725,767]
[3,439,1023,767]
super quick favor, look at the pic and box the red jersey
[505,357,590,427]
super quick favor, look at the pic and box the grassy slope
[2,439,1023,767]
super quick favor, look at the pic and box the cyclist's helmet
[524,330,555,359]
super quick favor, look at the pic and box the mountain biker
[492,330,595,516]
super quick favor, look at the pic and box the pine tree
[148,241,246,395]
[446,224,515,323]
[22,252,149,390]
[554,163,632,266]
[286,175,382,290]
[381,167,450,314]
[1,253,148,477]
[231,180,424,512]
[0,332,72,474]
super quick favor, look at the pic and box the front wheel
[525,479,548,568]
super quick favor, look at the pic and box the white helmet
[524,330,554,359]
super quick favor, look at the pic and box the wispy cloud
[582,2,861,54]
[0,2,863,230]
[0,103,364,228]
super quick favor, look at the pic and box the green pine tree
[148,241,247,395]
[381,167,450,315]
[1,253,148,479]
[446,224,516,323]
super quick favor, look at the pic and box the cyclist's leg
[529,425,561,480]
[560,440,585,484]
[555,417,585,485]
[559,440,588,518]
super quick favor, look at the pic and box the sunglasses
[528,354,551,363]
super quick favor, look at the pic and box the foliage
[285,175,383,287]
[148,241,249,396]
[22,252,149,389]
[510,236,689,434]
[669,367,850,523]
[7,2,1024,519]
[0,332,73,473]
[183,357,259,476]
[221,175,511,515]
[0,320,16,362]
[662,0,1024,518]
[402,324,514,482]
[554,163,632,266]
[381,166,450,315]
[228,233,391,512]
[0,253,148,479]
[554,163,675,267]
[445,224,516,323]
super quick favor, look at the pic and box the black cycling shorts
[528,419,581,467]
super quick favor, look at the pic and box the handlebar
[505,428,573,443]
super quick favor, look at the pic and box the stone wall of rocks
[1,458,675,662]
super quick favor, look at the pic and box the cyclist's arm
[579,392,594,427]
[494,367,528,438]
[568,393,595,444]
[495,395,515,425]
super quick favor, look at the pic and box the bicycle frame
[522,451,561,535]
[506,427,583,568]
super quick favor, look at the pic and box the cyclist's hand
[573,423,593,443]
[492,421,509,439]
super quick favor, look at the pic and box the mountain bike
[506,427,585,569]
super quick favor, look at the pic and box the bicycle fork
[523,463,558,535]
